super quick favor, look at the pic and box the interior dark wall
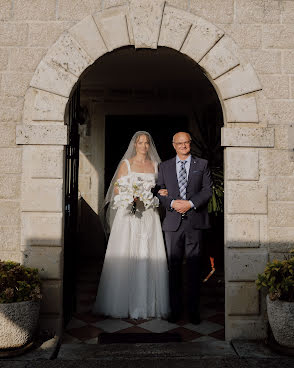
[105,114,189,194]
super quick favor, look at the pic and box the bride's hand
[158,189,168,196]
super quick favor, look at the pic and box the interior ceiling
[80,46,214,95]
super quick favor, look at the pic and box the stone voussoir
[68,15,108,61]
[199,36,240,80]
[181,15,224,63]
[215,64,262,100]
[31,89,68,122]
[158,5,195,51]
[224,95,259,123]
[16,124,68,145]
[93,6,133,51]
[129,0,165,49]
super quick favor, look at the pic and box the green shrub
[0,260,41,303]
[256,251,294,302]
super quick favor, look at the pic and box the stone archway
[16,2,274,340]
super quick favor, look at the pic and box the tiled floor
[62,257,225,345]
[63,297,225,344]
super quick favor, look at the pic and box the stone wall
[0,0,293,339]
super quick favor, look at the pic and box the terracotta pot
[266,295,294,348]
[0,300,40,349]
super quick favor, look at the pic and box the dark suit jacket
[156,156,213,232]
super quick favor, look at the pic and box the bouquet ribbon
[203,257,215,282]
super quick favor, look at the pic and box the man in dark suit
[157,132,212,324]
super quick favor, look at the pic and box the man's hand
[172,200,191,214]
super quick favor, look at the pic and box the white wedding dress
[93,159,170,319]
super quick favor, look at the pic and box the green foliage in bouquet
[256,251,294,302]
[0,260,41,303]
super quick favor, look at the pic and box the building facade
[1,0,294,340]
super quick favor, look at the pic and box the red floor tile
[67,325,104,341]
[73,312,105,324]
[167,327,203,342]
[206,313,225,326]
[122,318,149,325]
[208,328,225,341]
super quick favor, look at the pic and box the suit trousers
[164,217,203,318]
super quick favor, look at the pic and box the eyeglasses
[173,140,191,146]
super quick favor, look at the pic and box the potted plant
[0,260,41,350]
[256,251,294,348]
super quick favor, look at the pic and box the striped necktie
[178,160,187,199]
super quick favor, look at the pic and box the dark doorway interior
[105,114,189,194]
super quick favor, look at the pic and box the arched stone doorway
[16,3,272,340]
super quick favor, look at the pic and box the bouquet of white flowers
[113,175,159,214]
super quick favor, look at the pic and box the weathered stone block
[21,178,63,212]
[21,212,63,247]
[22,146,64,179]
[14,0,56,20]
[268,177,294,201]
[30,59,78,98]
[226,148,259,180]
[181,17,224,63]
[240,49,281,74]
[226,250,268,281]
[103,0,128,9]
[0,226,20,250]
[282,1,294,24]
[32,89,67,121]
[259,149,294,176]
[263,25,294,49]
[258,75,289,99]
[0,97,23,122]
[217,24,261,49]
[227,182,267,215]
[158,5,194,51]
[0,48,9,70]
[129,0,164,49]
[215,64,261,100]
[235,0,280,24]
[269,252,292,261]
[28,22,74,47]
[16,125,68,145]
[0,23,28,46]
[199,37,240,79]
[190,0,234,24]
[0,175,21,199]
[226,283,259,315]
[268,227,294,251]
[9,48,47,72]
[274,125,289,149]
[226,318,267,340]
[2,72,33,97]
[0,201,20,226]
[268,202,294,227]
[69,15,108,61]
[0,124,16,147]
[284,50,294,74]
[0,0,11,21]
[22,247,62,279]
[41,281,63,314]
[226,216,260,248]
[57,0,101,21]
[44,33,93,77]
[94,6,133,51]
[221,127,274,148]
[267,100,294,125]
[224,95,259,123]
[0,251,21,263]
[0,148,22,174]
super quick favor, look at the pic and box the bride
[92,131,170,319]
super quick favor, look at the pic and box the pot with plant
[256,251,294,348]
[0,260,41,350]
